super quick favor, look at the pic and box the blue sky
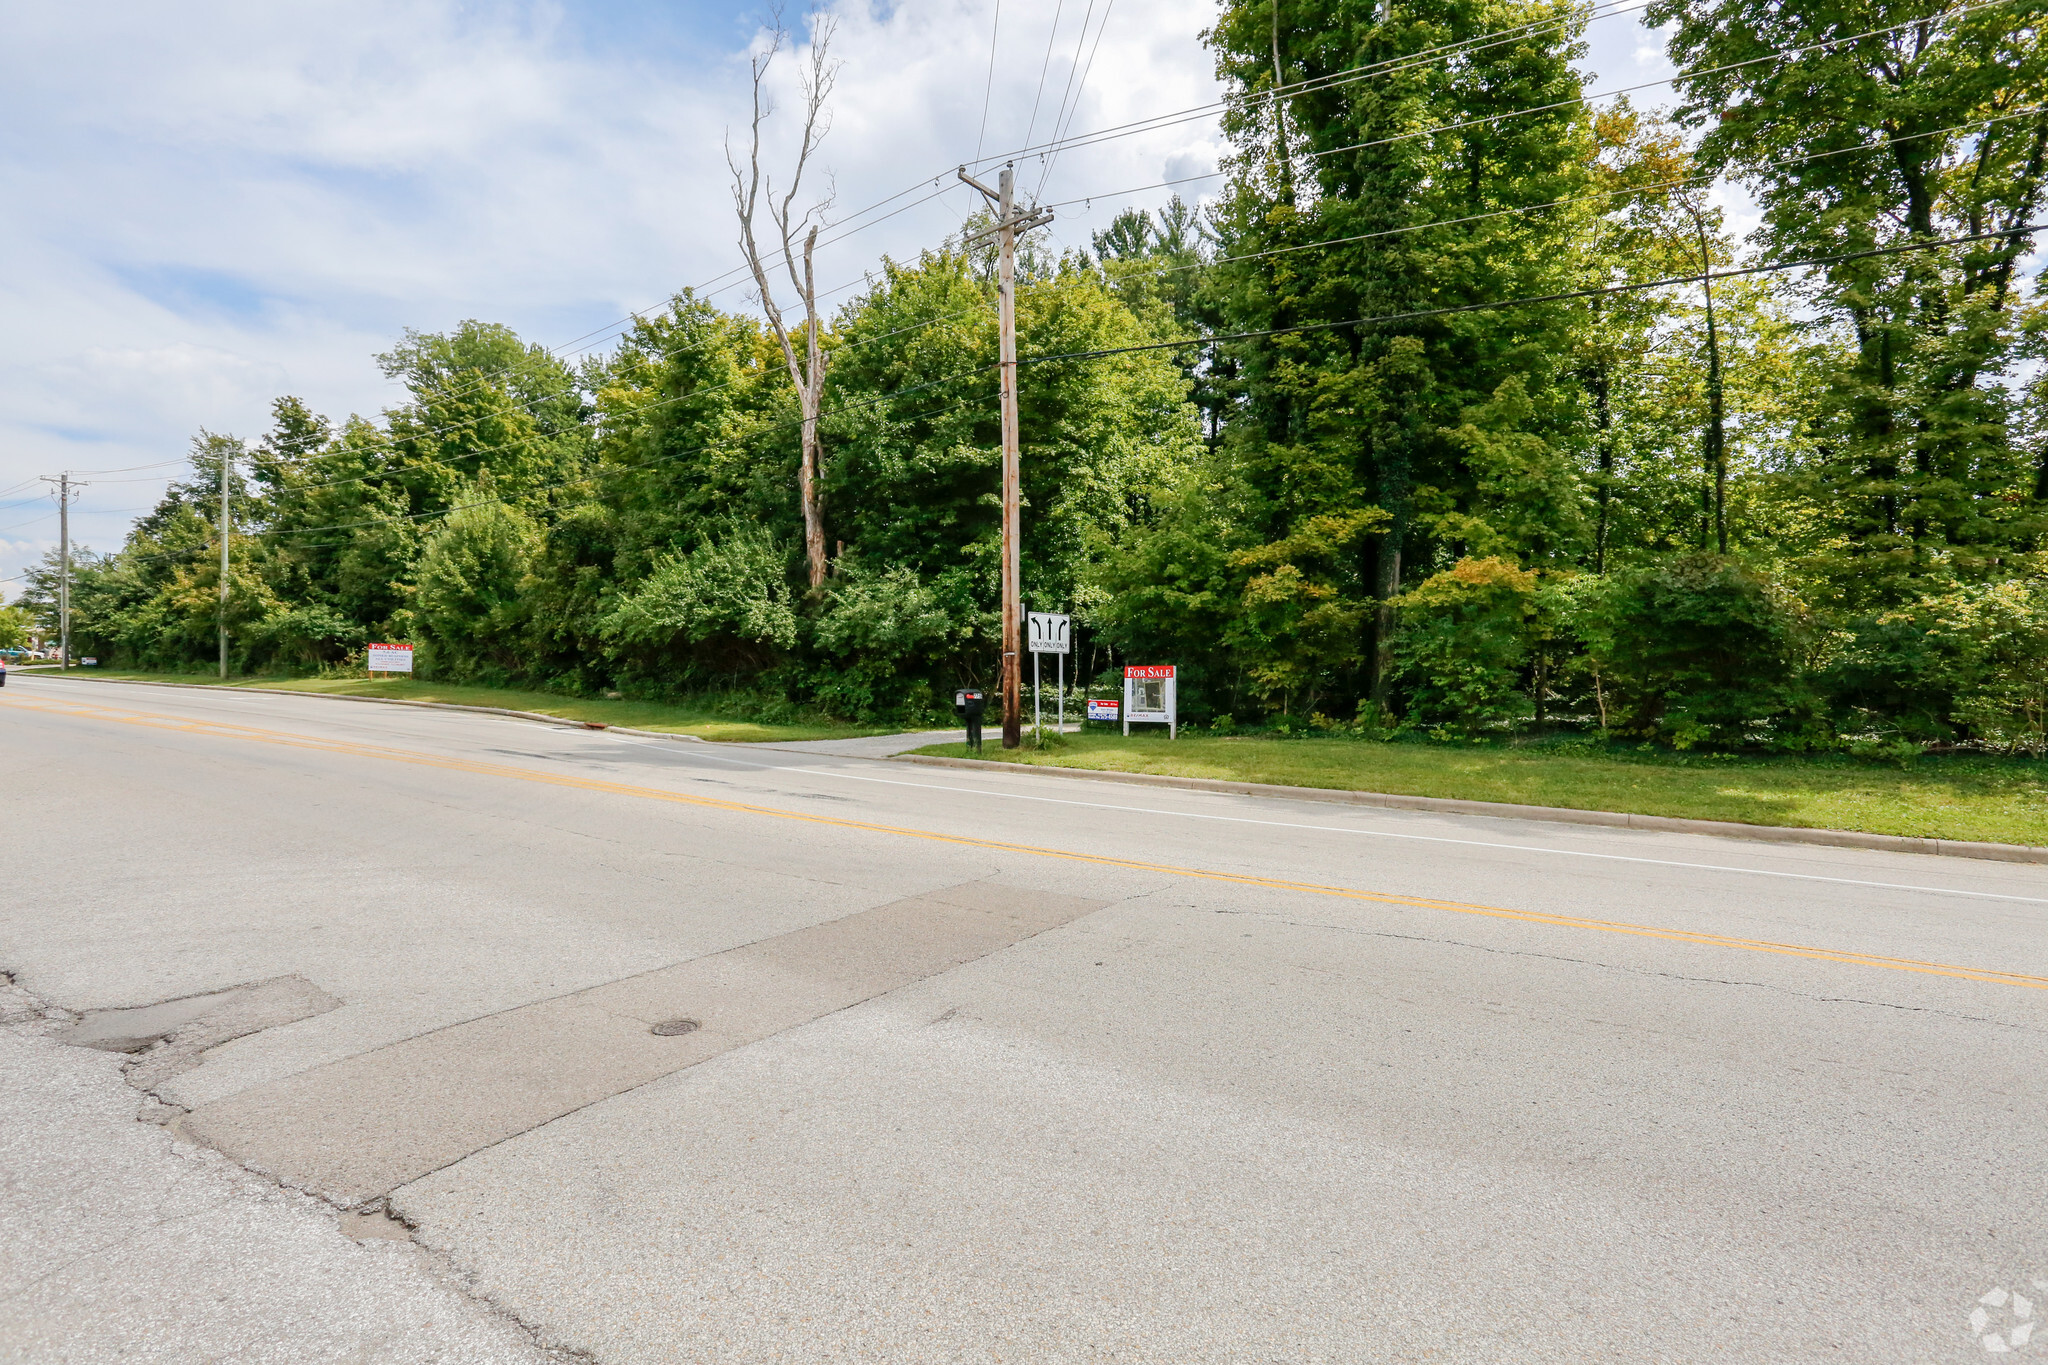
[0,0,1681,597]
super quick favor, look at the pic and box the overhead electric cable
[1030,0,2024,214]
[975,0,1003,162]
[110,373,1003,568]
[1038,0,1117,202]
[964,0,1656,174]
[1019,224,2048,365]
[1022,0,1069,153]
[1036,0,1098,199]
[97,221,2041,576]
[240,0,1666,438]
[1039,106,2048,295]
[301,0,1667,437]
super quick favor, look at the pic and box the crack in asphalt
[0,976,592,1362]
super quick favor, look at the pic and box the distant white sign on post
[1027,611,1071,655]
[366,643,414,674]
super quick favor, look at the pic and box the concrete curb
[892,753,2048,866]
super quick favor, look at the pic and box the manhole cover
[651,1018,700,1036]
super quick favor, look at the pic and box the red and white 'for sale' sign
[1124,664,1176,679]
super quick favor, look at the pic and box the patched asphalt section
[181,881,1108,1206]
[58,975,341,1108]
[0,984,554,1365]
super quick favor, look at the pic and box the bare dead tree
[729,13,838,592]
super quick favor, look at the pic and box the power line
[1036,0,1097,200]
[105,360,1006,569]
[262,3,1667,458]
[964,0,1656,177]
[56,456,192,476]
[313,175,971,447]
[1037,0,1117,202]
[1022,0,1069,153]
[77,3,2016,553]
[1019,224,2048,366]
[109,224,2044,575]
[1054,106,2047,295]
[975,0,1002,162]
[1037,0,2025,213]
[55,79,2041,525]
[1234,0,2022,200]
[1311,0,2021,164]
[69,222,2046,597]
[175,0,1664,450]
[360,0,1663,424]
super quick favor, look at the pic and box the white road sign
[1027,611,1070,655]
[366,642,414,673]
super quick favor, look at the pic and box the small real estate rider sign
[1123,664,1176,738]
[366,643,414,674]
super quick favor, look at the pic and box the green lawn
[912,731,2048,847]
[53,671,892,744]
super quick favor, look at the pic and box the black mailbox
[953,688,987,752]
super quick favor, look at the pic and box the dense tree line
[26,0,2048,750]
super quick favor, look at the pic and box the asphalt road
[3,672,2046,1363]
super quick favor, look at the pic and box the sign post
[1027,611,1071,736]
[366,642,414,678]
[1123,665,1177,739]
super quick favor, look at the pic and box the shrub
[806,561,966,722]
[1864,578,2048,755]
[1392,557,1539,735]
[601,519,798,674]
[1578,554,1807,748]
[415,501,543,676]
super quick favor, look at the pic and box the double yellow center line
[10,691,2046,993]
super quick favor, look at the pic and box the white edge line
[596,733,2048,907]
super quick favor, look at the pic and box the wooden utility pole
[959,163,1052,749]
[219,445,232,678]
[42,474,78,670]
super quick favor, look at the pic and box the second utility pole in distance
[42,473,79,670]
[958,162,1052,749]
[219,444,232,679]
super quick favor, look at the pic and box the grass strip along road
[915,731,2048,847]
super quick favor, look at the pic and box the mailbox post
[953,688,988,753]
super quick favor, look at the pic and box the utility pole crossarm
[956,166,1002,201]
